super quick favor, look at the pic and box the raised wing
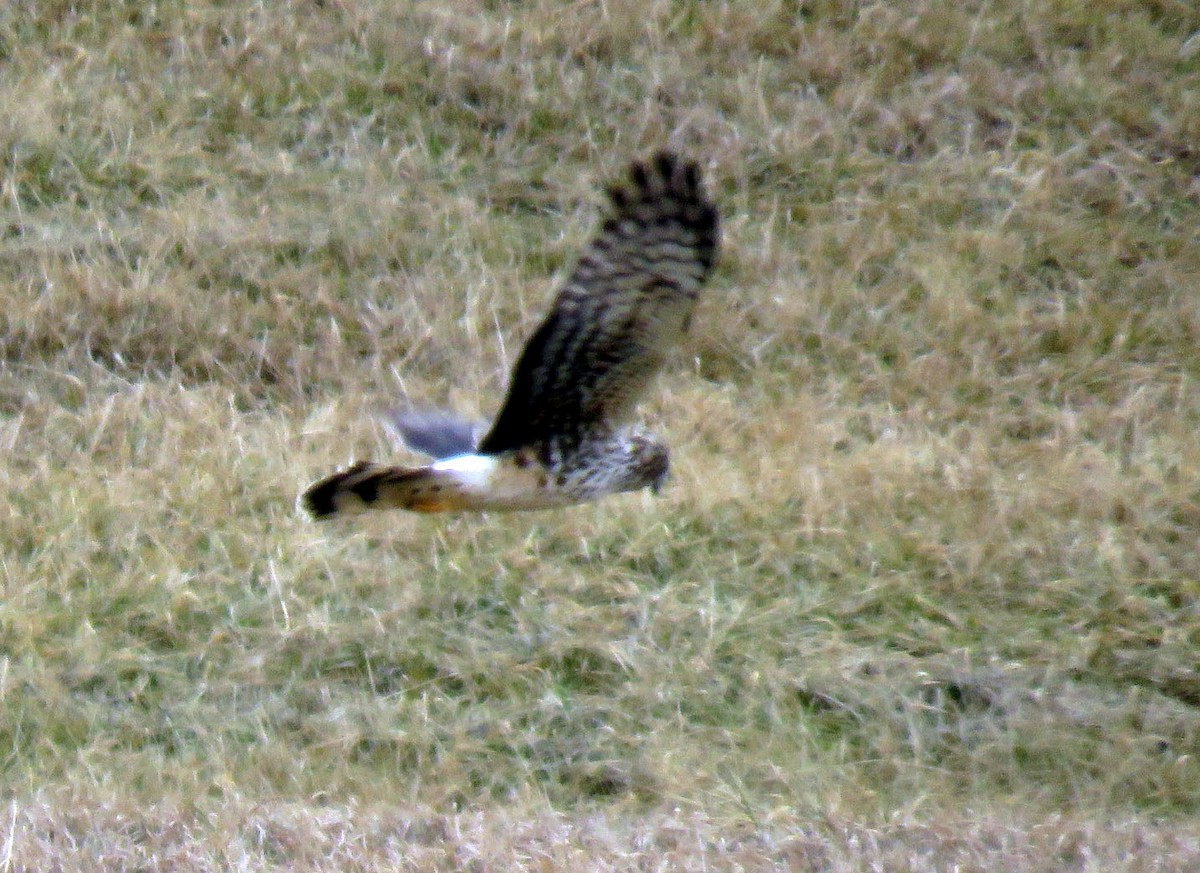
[477,152,719,455]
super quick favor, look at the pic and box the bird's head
[628,434,670,495]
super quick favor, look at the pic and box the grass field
[3,0,1200,868]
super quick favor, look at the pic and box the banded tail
[301,460,485,518]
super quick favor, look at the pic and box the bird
[301,151,719,519]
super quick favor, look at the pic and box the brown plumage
[301,151,718,519]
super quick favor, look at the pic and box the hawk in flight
[302,152,719,519]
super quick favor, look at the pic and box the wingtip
[653,150,678,180]
[611,150,709,213]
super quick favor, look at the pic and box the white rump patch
[429,453,499,488]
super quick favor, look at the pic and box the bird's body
[301,431,668,516]
[301,152,718,519]
[301,455,543,516]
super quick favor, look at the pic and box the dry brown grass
[2,0,1200,868]
[6,795,1200,872]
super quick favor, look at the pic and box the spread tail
[301,461,474,519]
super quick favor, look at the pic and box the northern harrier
[301,152,719,519]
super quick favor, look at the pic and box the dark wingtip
[681,160,699,192]
[631,161,650,191]
[611,151,707,215]
[653,150,678,180]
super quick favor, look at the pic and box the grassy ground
[2,0,1200,868]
